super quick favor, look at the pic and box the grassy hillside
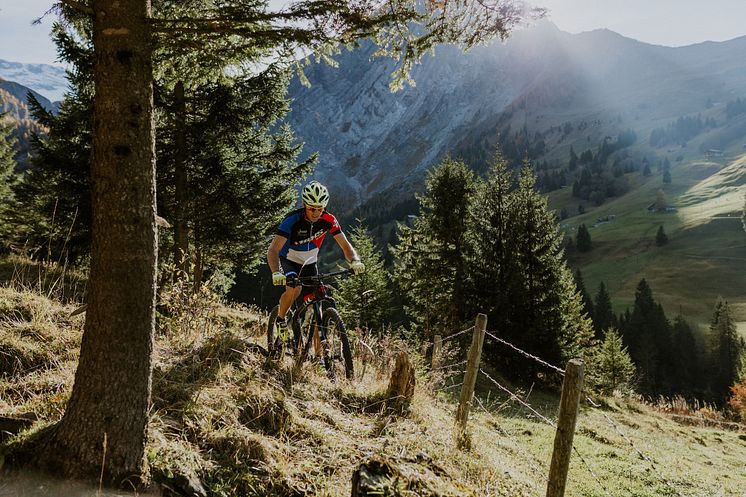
[1,278,745,496]
[550,152,746,333]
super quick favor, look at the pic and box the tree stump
[385,351,415,414]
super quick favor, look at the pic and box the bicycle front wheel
[322,307,353,380]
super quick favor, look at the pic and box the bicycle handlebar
[286,268,351,287]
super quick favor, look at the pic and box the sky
[2,0,746,65]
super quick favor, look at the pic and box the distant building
[647,203,677,213]
[705,149,724,158]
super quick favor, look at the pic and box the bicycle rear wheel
[322,307,353,380]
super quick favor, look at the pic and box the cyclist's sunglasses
[305,204,324,213]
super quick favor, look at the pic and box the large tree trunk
[37,0,156,485]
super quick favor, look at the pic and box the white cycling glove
[350,259,365,274]
[272,271,286,286]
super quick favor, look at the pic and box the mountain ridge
[286,23,746,210]
[0,59,68,103]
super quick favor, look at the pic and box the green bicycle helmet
[302,181,330,208]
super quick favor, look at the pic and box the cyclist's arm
[267,234,288,273]
[333,232,360,262]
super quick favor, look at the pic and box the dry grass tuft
[3,269,746,496]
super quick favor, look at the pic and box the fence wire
[479,368,557,427]
[433,359,467,371]
[443,323,689,497]
[442,381,464,392]
[480,369,621,497]
[484,330,566,376]
[441,325,475,343]
[473,395,548,493]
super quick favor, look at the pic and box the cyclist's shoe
[269,316,291,360]
[276,317,291,345]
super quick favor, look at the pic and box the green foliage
[649,114,713,147]
[155,64,312,280]
[508,164,594,371]
[575,223,592,252]
[589,328,635,395]
[393,158,476,339]
[621,279,678,396]
[149,0,542,92]
[573,268,593,318]
[0,103,18,244]
[463,154,594,379]
[334,222,393,333]
[669,315,702,396]
[619,278,708,398]
[7,12,310,278]
[7,27,93,263]
[592,282,616,340]
[708,298,744,403]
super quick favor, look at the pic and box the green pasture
[550,155,746,329]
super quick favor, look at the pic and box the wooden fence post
[432,335,442,370]
[546,359,585,497]
[454,314,487,448]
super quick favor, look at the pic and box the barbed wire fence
[426,313,690,497]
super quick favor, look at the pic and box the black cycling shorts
[279,256,317,278]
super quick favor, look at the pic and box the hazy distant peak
[0,59,68,102]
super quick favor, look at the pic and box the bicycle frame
[286,269,349,367]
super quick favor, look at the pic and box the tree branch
[58,0,94,16]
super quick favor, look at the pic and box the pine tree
[573,268,594,318]
[465,151,514,331]
[469,158,594,379]
[393,158,476,339]
[9,26,93,263]
[655,225,668,246]
[155,66,311,287]
[576,223,592,252]
[662,168,672,184]
[334,222,392,333]
[568,145,578,171]
[590,328,635,395]
[670,315,702,397]
[624,279,673,395]
[10,16,310,277]
[708,298,744,403]
[593,281,616,340]
[0,102,18,243]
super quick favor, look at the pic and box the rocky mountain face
[0,79,57,118]
[285,22,746,211]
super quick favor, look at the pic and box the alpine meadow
[0,1,745,496]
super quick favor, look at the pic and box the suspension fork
[313,301,324,357]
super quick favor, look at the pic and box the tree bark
[37,0,156,485]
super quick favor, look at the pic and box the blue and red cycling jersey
[277,208,342,265]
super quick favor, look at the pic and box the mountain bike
[266,269,354,380]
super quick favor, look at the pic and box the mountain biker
[267,181,365,343]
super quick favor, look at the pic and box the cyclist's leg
[278,256,303,320]
[295,262,322,357]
